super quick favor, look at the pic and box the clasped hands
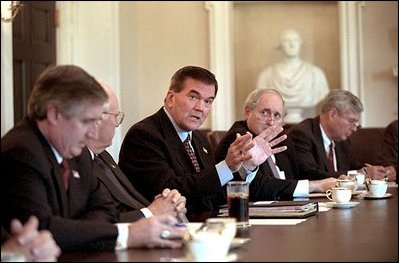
[149,188,187,216]
[226,125,287,172]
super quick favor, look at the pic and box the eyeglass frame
[338,113,360,128]
[254,108,284,124]
[103,111,125,127]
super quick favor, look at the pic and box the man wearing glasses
[289,89,387,180]
[86,82,187,223]
[215,88,338,200]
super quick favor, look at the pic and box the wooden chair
[207,130,227,151]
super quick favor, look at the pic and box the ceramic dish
[364,193,392,199]
[328,201,359,209]
[230,238,250,249]
[162,253,238,262]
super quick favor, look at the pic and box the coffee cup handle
[325,189,333,201]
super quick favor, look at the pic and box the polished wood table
[60,187,398,262]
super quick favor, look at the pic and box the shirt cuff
[140,207,153,218]
[237,164,258,181]
[115,223,130,250]
[216,161,234,186]
[293,180,309,198]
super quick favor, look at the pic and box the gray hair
[244,88,285,112]
[321,89,363,114]
[28,65,108,120]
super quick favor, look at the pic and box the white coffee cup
[186,231,231,261]
[326,187,352,203]
[347,170,365,186]
[336,179,357,193]
[355,173,365,185]
[204,217,236,241]
[366,179,388,197]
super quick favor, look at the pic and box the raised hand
[244,125,287,168]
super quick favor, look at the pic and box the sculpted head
[279,29,303,58]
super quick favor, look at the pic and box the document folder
[219,201,318,219]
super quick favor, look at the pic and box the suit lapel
[97,152,148,208]
[191,131,211,170]
[157,109,198,172]
[313,118,330,171]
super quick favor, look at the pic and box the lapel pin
[203,147,208,154]
[72,170,80,179]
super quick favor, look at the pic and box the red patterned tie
[327,142,335,172]
[60,159,70,190]
[184,134,201,173]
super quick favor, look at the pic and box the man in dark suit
[87,82,187,222]
[119,66,287,214]
[378,119,398,183]
[215,88,337,201]
[1,65,185,252]
[289,89,387,180]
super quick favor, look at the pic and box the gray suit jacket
[94,151,150,222]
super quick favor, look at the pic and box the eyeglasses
[254,109,283,123]
[340,115,360,128]
[103,111,125,127]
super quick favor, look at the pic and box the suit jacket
[215,121,298,201]
[119,108,226,214]
[94,151,150,222]
[378,120,398,182]
[288,117,363,180]
[1,117,119,252]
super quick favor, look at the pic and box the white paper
[253,201,276,205]
[249,218,307,225]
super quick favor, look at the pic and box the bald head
[86,81,121,154]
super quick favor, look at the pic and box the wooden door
[13,1,56,124]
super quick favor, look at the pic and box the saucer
[328,201,359,209]
[163,253,238,262]
[230,238,250,249]
[364,193,392,199]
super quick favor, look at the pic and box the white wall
[1,1,397,159]
[362,1,398,127]
[57,1,210,160]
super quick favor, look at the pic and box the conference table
[60,187,398,262]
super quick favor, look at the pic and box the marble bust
[257,29,329,123]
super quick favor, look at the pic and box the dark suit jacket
[288,117,363,180]
[119,108,226,214]
[1,117,119,252]
[94,151,150,222]
[215,121,298,201]
[1,226,10,244]
[378,120,398,182]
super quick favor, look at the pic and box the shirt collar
[163,107,192,143]
[320,123,334,150]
